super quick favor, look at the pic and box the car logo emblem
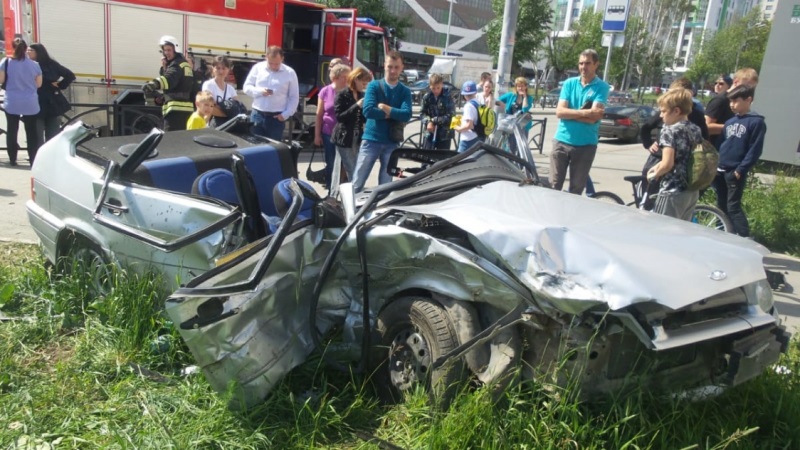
[709,270,727,281]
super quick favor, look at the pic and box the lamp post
[445,0,456,55]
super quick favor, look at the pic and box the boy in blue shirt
[711,84,766,237]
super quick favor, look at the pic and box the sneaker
[9,161,17,167]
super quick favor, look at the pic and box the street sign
[601,33,625,48]
[602,0,630,32]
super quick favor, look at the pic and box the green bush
[744,174,800,255]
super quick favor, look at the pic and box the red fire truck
[2,0,390,108]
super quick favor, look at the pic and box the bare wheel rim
[388,328,432,391]
[72,245,112,295]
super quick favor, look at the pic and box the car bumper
[599,124,638,141]
[26,199,65,263]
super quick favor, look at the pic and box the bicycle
[592,175,734,233]
[400,118,459,150]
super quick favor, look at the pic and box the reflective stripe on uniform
[159,75,169,90]
[180,62,192,77]
[163,100,195,115]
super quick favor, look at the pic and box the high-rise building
[757,0,780,21]
[665,0,767,78]
[551,0,603,33]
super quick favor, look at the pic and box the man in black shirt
[704,74,733,149]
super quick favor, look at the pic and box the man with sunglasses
[704,74,734,149]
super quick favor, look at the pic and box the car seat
[272,178,321,223]
[191,168,238,204]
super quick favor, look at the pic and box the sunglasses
[714,82,727,86]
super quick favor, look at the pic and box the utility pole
[496,0,520,99]
[603,33,615,82]
[444,0,456,55]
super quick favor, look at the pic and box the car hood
[391,181,768,313]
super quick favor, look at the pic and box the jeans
[549,139,597,194]
[457,137,480,153]
[322,133,336,186]
[336,144,358,181]
[4,112,41,164]
[251,110,285,141]
[711,170,749,236]
[585,176,596,196]
[38,114,62,142]
[352,140,396,193]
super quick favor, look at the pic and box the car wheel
[372,297,464,408]
[57,234,113,297]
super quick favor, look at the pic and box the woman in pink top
[315,63,350,187]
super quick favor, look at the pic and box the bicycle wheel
[402,132,423,149]
[591,191,625,205]
[692,204,733,233]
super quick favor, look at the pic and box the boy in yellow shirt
[186,91,215,130]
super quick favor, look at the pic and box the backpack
[686,139,719,191]
[468,100,497,139]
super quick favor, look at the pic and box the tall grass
[1,242,799,449]
[744,173,800,256]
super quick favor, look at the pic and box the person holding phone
[243,46,299,141]
[549,49,610,195]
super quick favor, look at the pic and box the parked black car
[599,104,658,143]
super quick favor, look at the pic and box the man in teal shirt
[550,49,610,194]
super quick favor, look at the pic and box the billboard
[755,1,800,165]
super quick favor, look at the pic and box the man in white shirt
[243,46,299,141]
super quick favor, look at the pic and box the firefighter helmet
[159,35,180,51]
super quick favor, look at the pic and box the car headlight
[743,279,774,312]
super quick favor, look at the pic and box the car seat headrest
[272,178,321,220]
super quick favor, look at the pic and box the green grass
[2,242,800,449]
[700,172,800,256]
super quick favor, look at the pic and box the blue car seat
[272,178,321,222]
[191,168,238,204]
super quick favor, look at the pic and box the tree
[611,0,694,94]
[687,9,771,84]
[322,0,412,39]
[543,10,603,82]
[484,0,552,72]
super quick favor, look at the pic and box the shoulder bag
[382,81,406,143]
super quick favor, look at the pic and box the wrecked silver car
[165,134,790,408]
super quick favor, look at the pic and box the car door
[90,131,243,284]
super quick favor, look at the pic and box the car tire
[57,233,113,297]
[372,296,465,408]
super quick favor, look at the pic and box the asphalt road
[2,109,798,333]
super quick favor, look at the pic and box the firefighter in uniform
[142,36,195,131]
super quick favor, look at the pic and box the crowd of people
[142,39,765,233]
[1,38,75,167]
[2,34,764,235]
